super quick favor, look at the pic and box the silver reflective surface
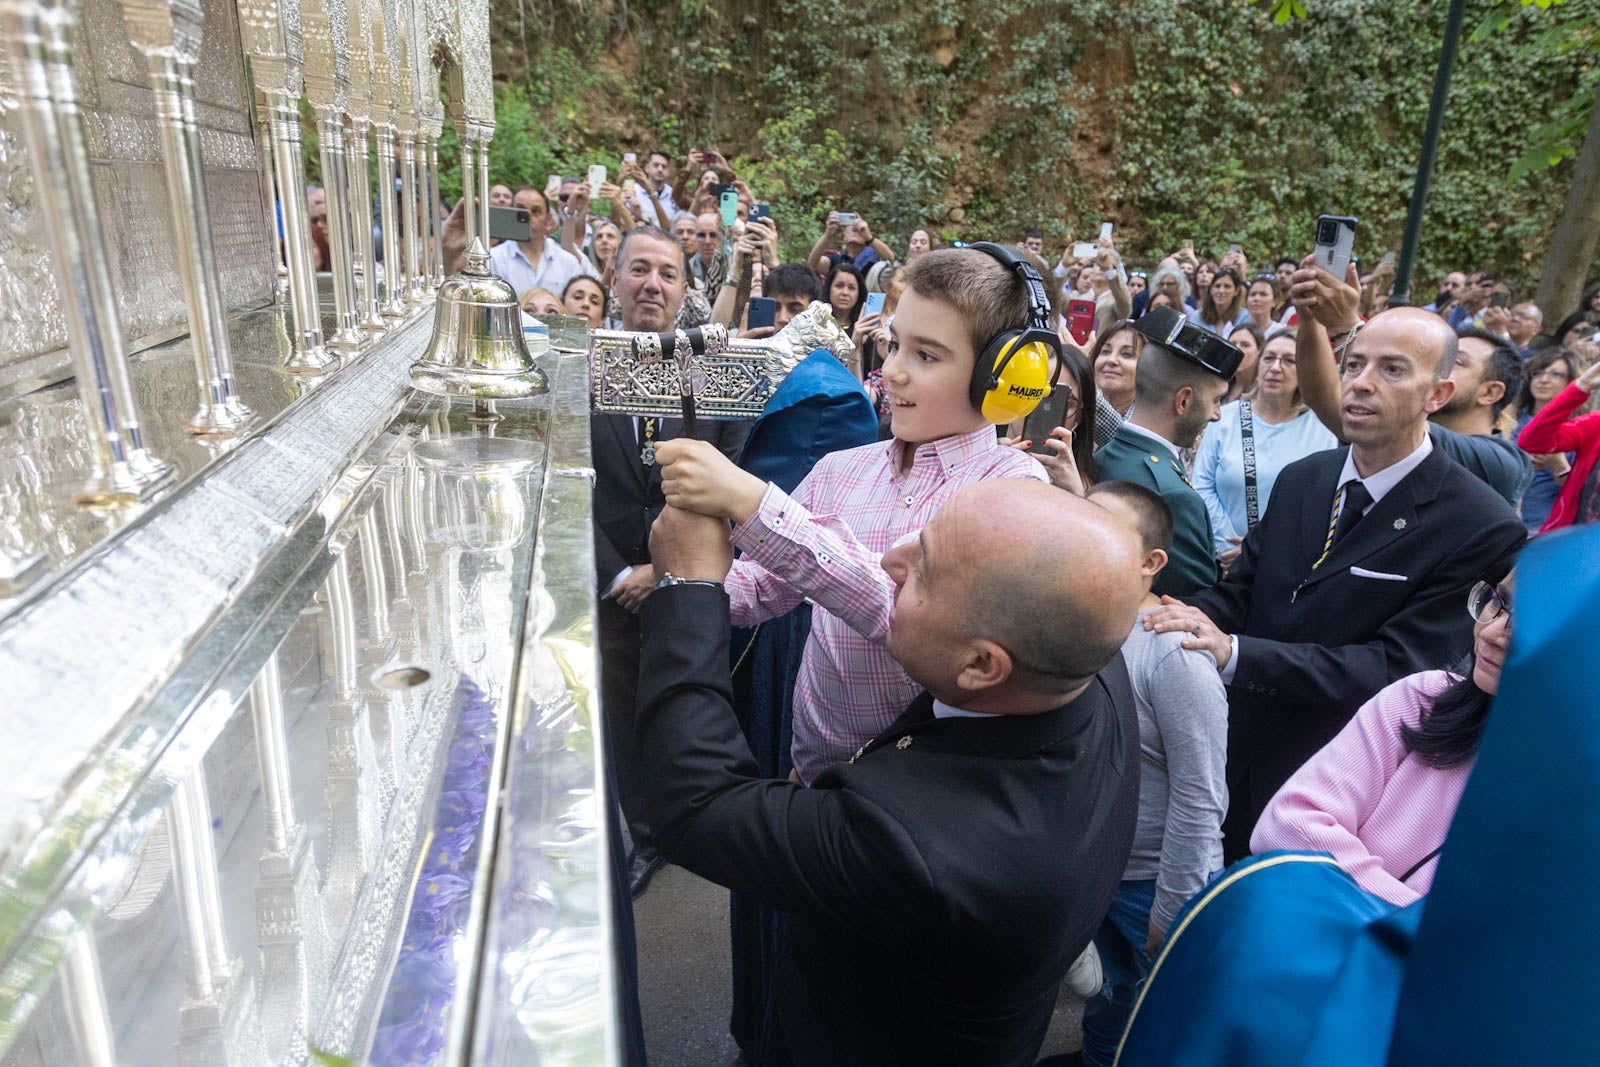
[0,344,616,1066]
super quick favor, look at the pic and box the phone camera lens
[1317,221,1337,243]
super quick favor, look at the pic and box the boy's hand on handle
[656,439,769,523]
[649,505,734,585]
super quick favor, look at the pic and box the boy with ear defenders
[655,244,1063,784]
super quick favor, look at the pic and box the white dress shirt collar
[1119,419,1183,465]
[932,699,1001,720]
[1336,432,1434,513]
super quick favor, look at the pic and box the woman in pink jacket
[1251,571,1515,905]
[1518,359,1600,532]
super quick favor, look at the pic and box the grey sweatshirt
[1120,609,1229,932]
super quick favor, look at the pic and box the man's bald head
[883,480,1145,710]
[1367,306,1458,381]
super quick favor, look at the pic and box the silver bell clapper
[407,238,549,400]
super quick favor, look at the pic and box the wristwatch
[655,572,724,591]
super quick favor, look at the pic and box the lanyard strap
[1239,399,1259,529]
[1312,483,1348,571]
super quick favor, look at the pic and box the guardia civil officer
[1093,307,1241,597]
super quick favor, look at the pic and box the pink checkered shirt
[728,424,1048,784]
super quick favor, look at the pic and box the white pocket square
[1350,566,1408,582]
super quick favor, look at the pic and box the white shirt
[932,699,1000,720]
[633,181,681,224]
[488,236,595,299]
[1219,432,1434,684]
[1335,432,1434,513]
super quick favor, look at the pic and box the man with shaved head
[637,481,1145,1066]
[1147,264,1524,861]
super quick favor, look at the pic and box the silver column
[345,119,385,334]
[169,773,234,1003]
[370,0,406,317]
[343,0,383,336]
[250,653,326,1060]
[0,0,175,505]
[267,96,335,372]
[475,129,490,247]
[59,930,117,1067]
[255,93,289,304]
[456,123,478,250]
[321,554,376,934]
[315,113,365,353]
[399,128,422,305]
[413,124,436,293]
[121,0,256,438]
[237,0,334,374]
[168,769,261,1067]
[301,0,364,355]
[425,127,444,287]
[375,124,405,317]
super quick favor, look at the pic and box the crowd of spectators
[412,143,1599,1066]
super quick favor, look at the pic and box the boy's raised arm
[730,484,897,642]
[654,440,897,642]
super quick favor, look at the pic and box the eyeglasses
[1260,353,1297,368]
[1530,368,1572,381]
[694,231,719,238]
[1467,580,1512,627]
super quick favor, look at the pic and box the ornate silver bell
[409,238,550,399]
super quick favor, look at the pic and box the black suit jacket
[636,585,1140,1067]
[1188,444,1524,847]
[590,412,751,596]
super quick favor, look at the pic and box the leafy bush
[384,0,1600,289]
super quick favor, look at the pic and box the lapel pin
[1393,518,1407,530]
[896,736,913,750]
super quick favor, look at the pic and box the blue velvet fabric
[1390,523,1600,1065]
[1115,852,1414,1066]
[736,349,878,494]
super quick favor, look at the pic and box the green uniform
[1095,423,1220,597]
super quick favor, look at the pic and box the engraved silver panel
[0,0,272,381]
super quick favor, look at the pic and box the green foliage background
[442,0,1599,294]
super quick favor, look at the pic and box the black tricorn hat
[1130,306,1244,380]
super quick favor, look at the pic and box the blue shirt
[488,236,595,298]
[1192,401,1340,554]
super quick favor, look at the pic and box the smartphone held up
[1313,214,1357,281]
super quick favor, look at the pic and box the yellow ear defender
[967,242,1064,423]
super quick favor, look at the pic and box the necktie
[1331,479,1373,546]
